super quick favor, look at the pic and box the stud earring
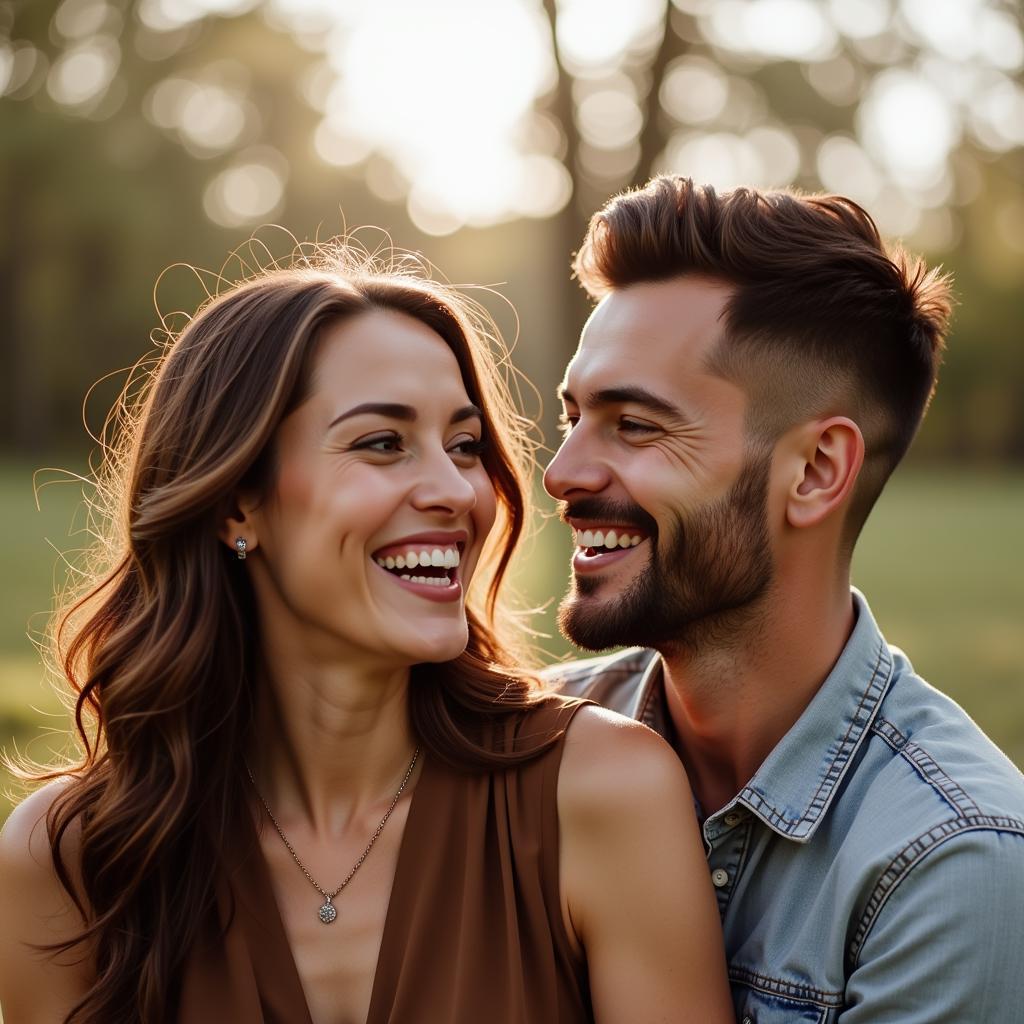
[235,537,247,560]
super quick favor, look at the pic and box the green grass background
[2,460,1022,827]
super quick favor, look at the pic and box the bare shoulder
[558,704,693,821]
[0,778,79,880]
[0,779,91,1021]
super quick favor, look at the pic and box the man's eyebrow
[327,402,482,430]
[558,385,685,420]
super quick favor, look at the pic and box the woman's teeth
[398,574,452,587]
[574,529,643,551]
[375,547,460,571]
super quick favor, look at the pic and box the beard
[558,449,774,655]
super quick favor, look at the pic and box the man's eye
[619,418,659,435]
[351,432,404,453]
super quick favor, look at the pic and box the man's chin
[557,590,629,652]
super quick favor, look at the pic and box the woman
[0,248,733,1023]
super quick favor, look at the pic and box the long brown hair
[34,245,545,1022]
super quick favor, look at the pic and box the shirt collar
[733,589,895,842]
[633,590,896,843]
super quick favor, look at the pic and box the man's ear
[784,417,864,530]
[217,492,261,557]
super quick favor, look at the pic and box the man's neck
[661,584,856,817]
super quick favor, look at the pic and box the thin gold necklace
[244,747,420,925]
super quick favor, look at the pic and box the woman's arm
[0,781,92,1023]
[558,706,734,1024]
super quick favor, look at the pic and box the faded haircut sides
[572,175,954,543]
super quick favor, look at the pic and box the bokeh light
[202,146,288,226]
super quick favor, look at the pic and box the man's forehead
[565,277,732,388]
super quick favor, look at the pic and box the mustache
[558,497,659,537]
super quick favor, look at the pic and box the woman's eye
[449,436,487,458]
[557,413,578,435]
[351,432,404,453]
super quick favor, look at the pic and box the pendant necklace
[245,747,420,924]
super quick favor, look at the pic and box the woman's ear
[217,493,261,558]
[785,417,864,530]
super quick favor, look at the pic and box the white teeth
[400,574,411,580]
[574,529,645,551]
[401,575,450,587]
[379,545,460,572]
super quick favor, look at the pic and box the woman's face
[241,308,498,670]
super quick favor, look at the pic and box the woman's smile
[371,530,468,603]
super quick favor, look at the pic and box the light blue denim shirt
[552,591,1024,1022]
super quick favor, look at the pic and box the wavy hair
[31,244,545,1022]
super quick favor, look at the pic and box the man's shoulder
[868,651,1024,826]
[542,648,659,713]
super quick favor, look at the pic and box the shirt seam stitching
[849,817,1024,968]
[739,640,892,833]
[727,965,844,1006]
[871,717,982,817]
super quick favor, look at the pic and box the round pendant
[318,900,337,924]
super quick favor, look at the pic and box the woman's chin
[391,626,469,667]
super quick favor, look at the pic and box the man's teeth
[375,547,460,571]
[574,529,643,551]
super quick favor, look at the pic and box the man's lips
[572,537,648,575]
[565,523,650,577]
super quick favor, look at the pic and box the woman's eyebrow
[327,402,482,430]
[449,404,483,425]
[328,402,416,430]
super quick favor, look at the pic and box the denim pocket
[732,978,838,1024]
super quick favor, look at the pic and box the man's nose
[543,431,611,500]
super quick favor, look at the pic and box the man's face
[543,277,775,654]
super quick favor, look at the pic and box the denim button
[711,868,730,887]
[724,811,743,827]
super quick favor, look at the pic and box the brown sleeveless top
[178,695,593,1023]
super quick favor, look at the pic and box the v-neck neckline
[234,752,437,1024]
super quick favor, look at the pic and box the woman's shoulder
[557,704,694,824]
[0,779,91,1019]
[0,778,88,936]
[0,778,77,877]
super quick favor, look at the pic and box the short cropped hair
[573,176,954,539]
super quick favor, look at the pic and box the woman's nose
[411,451,479,515]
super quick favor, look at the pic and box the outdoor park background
[1,0,1023,825]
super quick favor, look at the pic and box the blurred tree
[1,0,1021,457]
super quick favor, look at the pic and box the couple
[1,176,1022,1023]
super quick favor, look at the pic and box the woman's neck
[246,654,418,838]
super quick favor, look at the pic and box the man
[545,176,1024,1021]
